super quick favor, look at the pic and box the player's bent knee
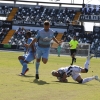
[85,68,88,73]
[42,58,48,64]
[78,79,83,84]
[43,61,47,64]
[18,56,21,60]
[18,56,24,60]
[24,60,29,63]
[42,59,47,64]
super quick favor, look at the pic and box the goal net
[50,42,90,56]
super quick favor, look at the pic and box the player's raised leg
[78,53,93,74]
[19,53,35,76]
[76,54,100,84]
[18,56,25,66]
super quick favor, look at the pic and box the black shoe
[35,74,39,79]
[70,63,73,65]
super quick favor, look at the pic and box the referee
[69,36,78,65]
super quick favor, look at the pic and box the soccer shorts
[23,52,35,62]
[71,66,82,81]
[70,49,77,55]
[36,47,50,59]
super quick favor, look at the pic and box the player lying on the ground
[18,31,36,76]
[51,54,100,83]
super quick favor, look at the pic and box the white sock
[84,59,90,69]
[82,77,95,84]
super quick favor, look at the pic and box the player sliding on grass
[51,54,100,83]
[18,31,36,76]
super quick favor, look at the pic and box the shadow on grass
[52,81,93,86]
[17,74,34,78]
[25,75,34,78]
[52,81,79,84]
[32,79,50,85]
[68,82,94,86]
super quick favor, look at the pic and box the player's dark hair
[44,20,50,26]
[73,35,77,40]
[73,35,76,38]
[26,31,31,37]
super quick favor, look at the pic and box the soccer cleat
[19,73,25,76]
[94,76,100,82]
[35,74,39,79]
[24,68,29,75]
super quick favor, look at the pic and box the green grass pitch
[0,51,100,100]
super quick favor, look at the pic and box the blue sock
[35,62,40,74]
[19,60,24,66]
[22,62,27,74]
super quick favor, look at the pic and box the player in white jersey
[18,31,36,76]
[51,55,100,83]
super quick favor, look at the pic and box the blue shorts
[36,47,50,59]
[23,52,35,62]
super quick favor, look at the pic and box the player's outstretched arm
[30,38,37,47]
[60,78,68,83]
[60,73,68,83]
[53,37,61,45]
[25,38,37,48]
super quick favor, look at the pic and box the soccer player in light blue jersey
[25,20,61,79]
[18,31,36,76]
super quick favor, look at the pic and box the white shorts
[70,66,82,81]
[71,72,81,81]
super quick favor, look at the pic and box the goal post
[50,42,90,56]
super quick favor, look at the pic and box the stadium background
[0,0,100,57]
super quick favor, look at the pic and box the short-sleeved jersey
[27,38,35,53]
[57,65,81,78]
[35,28,54,48]
[69,39,78,49]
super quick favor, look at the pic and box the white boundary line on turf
[50,54,88,58]
[0,49,23,53]
[0,49,88,58]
